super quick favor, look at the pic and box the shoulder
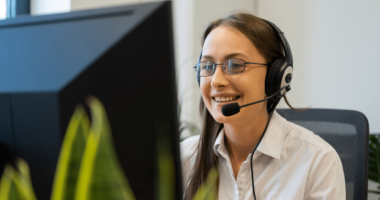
[180,135,200,148]
[271,112,345,198]
[180,135,200,190]
[284,122,347,198]
[281,118,342,170]
[180,135,200,162]
[284,120,335,152]
[283,120,343,175]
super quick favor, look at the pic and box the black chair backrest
[277,108,369,200]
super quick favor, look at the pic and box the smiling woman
[181,13,346,200]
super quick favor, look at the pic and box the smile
[212,96,240,103]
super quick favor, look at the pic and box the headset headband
[261,19,293,66]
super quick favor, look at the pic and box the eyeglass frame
[193,58,267,77]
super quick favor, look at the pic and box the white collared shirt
[180,111,346,200]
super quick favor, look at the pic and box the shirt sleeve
[304,146,346,200]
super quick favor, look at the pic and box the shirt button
[240,173,245,178]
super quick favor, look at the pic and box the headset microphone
[221,85,291,117]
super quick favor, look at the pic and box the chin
[211,112,237,124]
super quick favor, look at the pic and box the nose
[211,64,229,88]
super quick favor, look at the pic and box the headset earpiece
[266,58,293,99]
[261,19,293,109]
[280,65,293,92]
[196,50,202,86]
[265,58,283,96]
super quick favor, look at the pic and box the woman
[181,13,345,200]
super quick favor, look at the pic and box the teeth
[214,96,238,102]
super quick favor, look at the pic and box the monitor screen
[0,2,182,199]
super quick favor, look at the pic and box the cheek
[200,78,208,93]
[240,70,266,96]
[200,78,211,105]
[200,78,223,121]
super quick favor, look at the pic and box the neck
[223,108,269,176]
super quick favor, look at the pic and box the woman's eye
[230,63,243,69]
[202,64,213,71]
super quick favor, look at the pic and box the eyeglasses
[194,58,267,77]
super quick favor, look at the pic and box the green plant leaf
[75,96,135,200]
[16,159,37,200]
[0,164,26,200]
[51,105,90,200]
[192,168,218,200]
[155,119,175,200]
[368,190,380,194]
[369,135,380,183]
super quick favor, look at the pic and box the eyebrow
[202,53,249,61]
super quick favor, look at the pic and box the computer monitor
[0,2,182,199]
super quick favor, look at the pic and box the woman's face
[200,25,268,124]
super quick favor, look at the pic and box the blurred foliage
[71,97,135,200]
[0,96,187,200]
[369,134,380,195]
[155,120,175,200]
[51,106,90,200]
[0,159,37,200]
[192,168,218,200]
[1,97,159,200]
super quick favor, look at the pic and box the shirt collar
[213,128,227,157]
[213,111,287,159]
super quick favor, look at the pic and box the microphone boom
[221,85,290,117]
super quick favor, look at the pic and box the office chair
[277,108,369,200]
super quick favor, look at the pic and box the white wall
[306,1,380,134]
[31,0,71,15]
[257,0,380,134]
[171,0,196,139]
[193,0,256,65]
[0,0,6,19]
[71,0,139,11]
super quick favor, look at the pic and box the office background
[1,0,379,199]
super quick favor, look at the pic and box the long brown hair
[184,13,285,200]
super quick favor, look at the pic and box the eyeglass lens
[197,58,245,76]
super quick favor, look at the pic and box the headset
[195,18,293,114]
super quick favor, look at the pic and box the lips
[212,96,240,102]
